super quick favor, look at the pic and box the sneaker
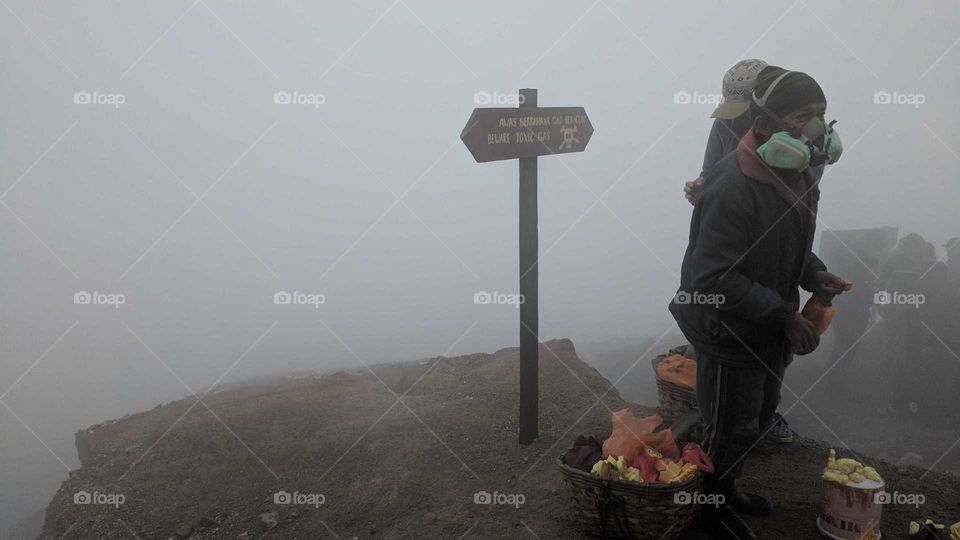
[767,413,794,444]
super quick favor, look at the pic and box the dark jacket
[670,151,826,364]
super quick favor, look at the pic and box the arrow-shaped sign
[460,106,594,163]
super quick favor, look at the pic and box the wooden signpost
[461,89,593,445]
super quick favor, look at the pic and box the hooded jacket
[670,130,827,364]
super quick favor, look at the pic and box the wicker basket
[558,455,702,539]
[652,346,698,425]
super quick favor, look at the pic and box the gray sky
[2,0,959,531]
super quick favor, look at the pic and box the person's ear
[752,116,770,138]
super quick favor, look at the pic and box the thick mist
[2,0,959,534]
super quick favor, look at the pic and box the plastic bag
[681,442,715,473]
[601,407,680,463]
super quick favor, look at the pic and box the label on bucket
[818,481,884,540]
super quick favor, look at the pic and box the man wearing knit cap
[670,68,849,539]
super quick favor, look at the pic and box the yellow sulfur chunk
[658,460,684,482]
[910,522,921,535]
[591,459,613,478]
[949,521,959,540]
[822,469,848,484]
[593,456,638,481]
[835,458,861,474]
[862,466,881,482]
[670,463,698,483]
[848,472,864,483]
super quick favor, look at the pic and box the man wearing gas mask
[684,60,825,446]
[669,67,848,539]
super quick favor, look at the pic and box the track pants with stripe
[696,343,789,487]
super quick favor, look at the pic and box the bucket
[816,478,883,539]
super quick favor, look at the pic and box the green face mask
[757,117,843,170]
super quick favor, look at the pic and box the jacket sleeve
[700,120,726,179]
[689,179,794,322]
[800,252,828,293]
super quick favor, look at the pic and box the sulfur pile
[822,448,883,486]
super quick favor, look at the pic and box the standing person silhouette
[671,67,848,539]
[683,60,826,446]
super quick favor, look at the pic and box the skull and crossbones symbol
[558,125,580,150]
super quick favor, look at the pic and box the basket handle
[594,483,633,539]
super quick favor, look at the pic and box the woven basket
[652,346,698,425]
[558,455,702,539]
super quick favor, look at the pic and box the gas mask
[751,70,843,170]
[757,117,843,170]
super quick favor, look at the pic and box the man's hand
[786,312,820,355]
[812,270,852,302]
[683,177,705,206]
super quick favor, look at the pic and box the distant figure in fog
[827,255,879,394]
[879,233,937,414]
[910,237,960,416]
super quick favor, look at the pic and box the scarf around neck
[736,129,818,214]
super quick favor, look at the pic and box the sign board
[460,107,593,163]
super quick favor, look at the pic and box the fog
[2,0,959,534]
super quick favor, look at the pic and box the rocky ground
[40,339,960,539]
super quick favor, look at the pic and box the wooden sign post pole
[459,89,592,446]
[518,88,538,446]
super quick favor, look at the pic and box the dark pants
[696,343,789,489]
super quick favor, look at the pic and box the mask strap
[752,71,792,107]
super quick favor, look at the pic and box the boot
[701,503,760,540]
[718,478,772,516]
